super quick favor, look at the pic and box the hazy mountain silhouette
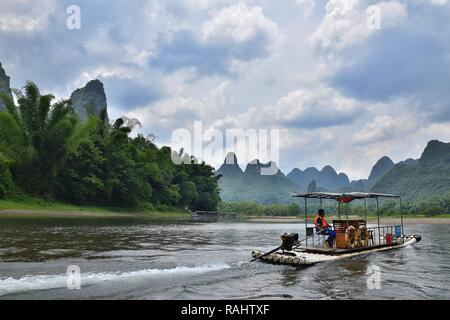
[372,140,450,199]
[216,154,300,204]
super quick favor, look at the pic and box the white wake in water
[0,264,230,297]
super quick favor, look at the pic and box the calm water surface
[0,217,448,299]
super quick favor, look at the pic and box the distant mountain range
[372,140,450,200]
[286,166,350,191]
[217,140,450,204]
[216,153,300,204]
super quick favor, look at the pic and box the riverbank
[2,199,449,223]
[0,199,191,220]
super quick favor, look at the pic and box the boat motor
[280,233,299,251]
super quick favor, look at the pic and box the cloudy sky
[1,0,449,180]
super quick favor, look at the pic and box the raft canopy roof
[292,192,399,203]
[293,192,405,246]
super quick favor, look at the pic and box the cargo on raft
[251,192,422,266]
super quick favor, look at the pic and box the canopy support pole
[376,197,381,245]
[364,198,367,223]
[346,203,349,225]
[304,197,308,247]
[338,202,341,220]
[400,197,404,244]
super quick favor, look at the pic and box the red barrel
[386,234,393,244]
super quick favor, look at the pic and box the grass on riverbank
[0,198,191,220]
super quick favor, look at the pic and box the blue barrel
[395,225,402,237]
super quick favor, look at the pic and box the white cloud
[429,0,448,5]
[0,0,56,32]
[353,115,397,144]
[376,1,409,27]
[73,65,142,87]
[183,0,218,11]
[271,86,362,127]
[213,86,364,129]
[128,81,232,134]
[151,2,285,75]
[201,2,284,51]
[353,114,419,145]
[294,0,316,16]
[84,28,119,55]
[122,46,150,66]
[311,0,407,52]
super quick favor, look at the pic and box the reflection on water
[0,217,449,299]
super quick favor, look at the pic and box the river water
[0,217,448,300]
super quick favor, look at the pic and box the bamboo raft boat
[252,235,421,266]
[251,192,422,266]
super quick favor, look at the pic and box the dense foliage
[317,194,450,217]
[0,153,13,199]
[220,192,450,217]
[0,82,78,196]
[0,82,220,211]
[343,195,450,217]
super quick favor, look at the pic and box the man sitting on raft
[314,209,336,248]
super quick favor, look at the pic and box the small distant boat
[251,192,421,266]
[191,210,219,222]
[192,210,219,216]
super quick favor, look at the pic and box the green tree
[55,123,106,204]
[0,82,77,196]
[1,81,222,212]
[0,153,14,198]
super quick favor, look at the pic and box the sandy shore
[247,216,450,224]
